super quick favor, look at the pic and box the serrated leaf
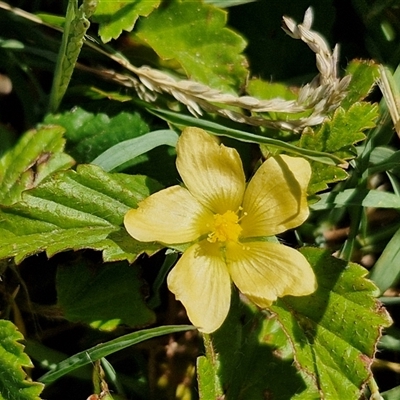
[44,108,150,164]
[0,125,75,205]
[197,294,319,399]
[236,317,320,400]
[135,0,248,92]
[93,0,161,43]
[305,161,348,195]
[300,103,378,193]
[270,248,392,399]
[0,164,162,264]
[57,259,155,330]
[301,103,378,158]
[342,60,380,110]
[0,320,44,400]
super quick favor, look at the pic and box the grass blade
[38,325,195,383]
[91,129,179,172]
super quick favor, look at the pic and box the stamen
[207,210,242,243]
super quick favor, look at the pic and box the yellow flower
[124,127,316,333]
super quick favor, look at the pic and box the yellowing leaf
[0,125,74,205]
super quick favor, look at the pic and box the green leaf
[92,129,179,172]
[320,104,378,159]
[0,125,74,205]
[197,293,319,399]
[306,162,348,195]
[300,103,379,193]
[93,0,161,43]
[197,356,224,400]
[0,164,162,264]
[38,324,195,384]
[44,108,150,164]
[271,248,392,399]
[25,340,93,381]
[378,327,400,351]
[310,188,400,211]
[382,385,400,400]
[45,107,179,185]
[0,320,44,400]
[57,260,155,330]
[341,60,380,110]
[135,0,248,92]
[367,146,400,174]
[369,226,400,295]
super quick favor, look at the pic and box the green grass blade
[369,226,400,294]
[91,129,179,172]
[38,325,195,384]
[101,358,125,397]
[311,189,400,211]
[146,106,345,166]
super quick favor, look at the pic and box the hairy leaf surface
[44,108,150,164]
[271,248,392,399]
[0,320,44,400]
[197,295,319,399]
[0,165,162,264]
[0,125,74,205]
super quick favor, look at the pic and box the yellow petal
[176,127,246,214]
[241,155,311,238]
[226,241,316,308]
[167,241,231,333]
[124,186,213,244]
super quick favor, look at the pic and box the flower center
[207,210,242,243]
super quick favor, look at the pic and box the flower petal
[241,155,311,238]
[227,241,316,307]
[124,185,213,244]
[167,241,231,333]
[176,127,246,214]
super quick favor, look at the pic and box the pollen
[207,210,242,243]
